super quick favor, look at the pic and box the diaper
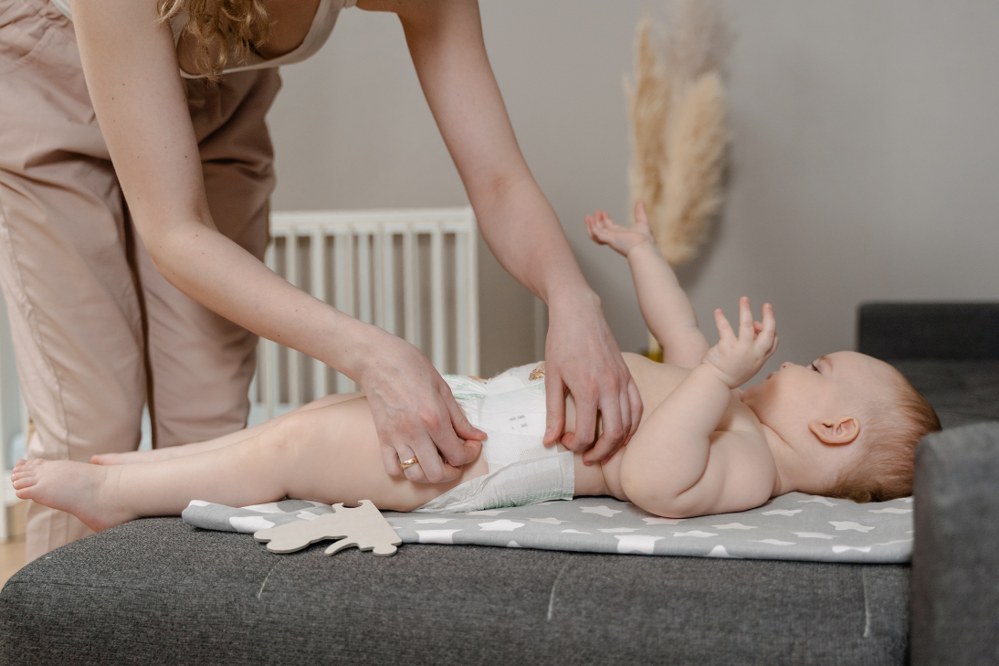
[415,362,575,513]
[414,451,575,513]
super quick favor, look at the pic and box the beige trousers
[0,0,281,559]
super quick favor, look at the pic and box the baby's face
[740,351,896,436]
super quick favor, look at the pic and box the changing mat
[182,492,914,563]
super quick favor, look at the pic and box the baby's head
[825,371,941,502]
[741,351,941,501]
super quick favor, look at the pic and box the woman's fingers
[363,340,481,484]
[544,371,567,446]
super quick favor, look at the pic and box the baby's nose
[780,362,794,370]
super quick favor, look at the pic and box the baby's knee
[259,413,308,459]
[267,407,333,455]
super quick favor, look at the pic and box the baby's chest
[715,394,763,434]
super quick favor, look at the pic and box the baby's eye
[810,362,820,372]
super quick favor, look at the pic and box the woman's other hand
[544,291,643,464]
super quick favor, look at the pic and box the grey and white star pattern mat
[182,492,914,563]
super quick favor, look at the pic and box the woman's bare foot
[11,459,136,532]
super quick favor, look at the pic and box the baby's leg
[14,395,488,532]
[92,392,365,465]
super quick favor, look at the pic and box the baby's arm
[585,205,708,367]
[618,298,778,518]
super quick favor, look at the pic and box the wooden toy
[254,499,401,556]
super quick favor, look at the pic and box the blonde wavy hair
[158,0,270,80]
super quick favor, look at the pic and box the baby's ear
[808,416,861,445]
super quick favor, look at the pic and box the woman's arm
[379,0,642,462]
[585,205,709,367]
[69,0,358,374]
[69,0,483,484]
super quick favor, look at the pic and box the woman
[0,0,640,559]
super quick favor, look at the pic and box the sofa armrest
[911,421,999,665]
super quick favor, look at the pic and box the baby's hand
[703,297,778,388]
[585,203,654,257]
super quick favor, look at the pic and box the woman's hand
[544,292,643,464]
[359,335,485,484]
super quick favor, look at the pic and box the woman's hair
[158,0,270,80]
[826,373,941,503]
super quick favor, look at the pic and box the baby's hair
[826,371,941,503]
[158,0,270,81]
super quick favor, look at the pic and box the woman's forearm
[70,0,387,379]
[148,221,383,378]
[471,176,594,305]
[397,0,594,306]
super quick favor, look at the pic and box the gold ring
[400,457,418,470]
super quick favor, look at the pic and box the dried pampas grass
[626,18,671,232]
[661,71,727,264]
[626,0,730,266]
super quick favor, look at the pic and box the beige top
[49,0,355,78]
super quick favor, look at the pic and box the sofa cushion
[1,517,909,665]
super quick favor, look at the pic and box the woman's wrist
[315,311,388,382]
[545,283,602,318]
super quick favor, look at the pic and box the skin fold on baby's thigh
[280,396,488,511]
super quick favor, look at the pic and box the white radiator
[251,206,480,421]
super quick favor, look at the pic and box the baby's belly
[579,353,691,499]
[453,354,689,499]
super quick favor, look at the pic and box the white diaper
[415,362,575,513]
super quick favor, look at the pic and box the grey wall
[269,1,999,377]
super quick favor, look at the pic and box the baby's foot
[11,459,135,532]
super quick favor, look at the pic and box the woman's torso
[49,0,351,78]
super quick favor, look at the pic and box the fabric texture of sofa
[1,302,996,665]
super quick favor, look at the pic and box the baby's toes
[11,459,40,487]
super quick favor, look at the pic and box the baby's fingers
[713,307,735,341]
[738,296,756,338]
[755,302,778,354]
[584,215,603,242]
[585,212,615,242]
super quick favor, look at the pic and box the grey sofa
[1,302,996,665]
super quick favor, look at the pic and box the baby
[11,205,941,527]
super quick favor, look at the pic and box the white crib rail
[253,207,480,420]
